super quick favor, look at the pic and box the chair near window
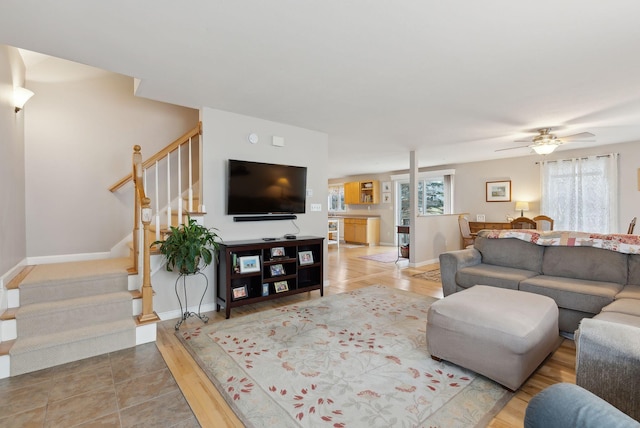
[628,217,636,234]
[510,217,537,229]
[458,215,476,248]
[533,215,554,231]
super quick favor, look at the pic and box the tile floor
[0,342,199,427]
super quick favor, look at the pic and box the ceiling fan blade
[495,145,530,152]
[514,139,533,143]
[559,132,595,141]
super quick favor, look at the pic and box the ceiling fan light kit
[531,143,559,155]
[497,128,595,155]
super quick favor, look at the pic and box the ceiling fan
[496,128,595,155]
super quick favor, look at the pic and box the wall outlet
[310,203,322,212]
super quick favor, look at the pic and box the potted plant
[153,215,223,274]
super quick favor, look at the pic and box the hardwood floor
[156,243,576,428]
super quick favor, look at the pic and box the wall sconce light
[14,87,35,113]
[515,201,530,217]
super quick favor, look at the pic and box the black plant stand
[174,271,209,330]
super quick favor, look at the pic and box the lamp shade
[532,143,558,155]
[515,201,530,217]
[14,87,35,112]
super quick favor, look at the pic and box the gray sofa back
[474,236,544,273]
[542,246,628,284]
[628,255,640,285]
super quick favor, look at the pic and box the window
[540,154,618,233]
[394,170,454,226]
[328,184,345,212]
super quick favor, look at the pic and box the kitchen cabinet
[344,180,380,204]
[343,217,380,245]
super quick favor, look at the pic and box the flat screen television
[227,159,307,215]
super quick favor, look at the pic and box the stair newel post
[139,196,159,323]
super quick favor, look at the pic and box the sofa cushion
[593,311,640,328]
[457,264,538,291]
[542,246,627,285]
[520,275,622,314]
[601,299,640,317]
[616,284,640,300]
[474,236,544,273]
[628,254,640,285]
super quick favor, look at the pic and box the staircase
[1,258,157,377]
[0,123,202,378]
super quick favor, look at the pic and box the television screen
[227,159,307,215]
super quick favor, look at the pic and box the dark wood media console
[216,236,324,319]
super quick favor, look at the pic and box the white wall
[452,141,640,231]
[24,58,198,257]
[201,108,329,243]
[0,46,27,306]
[150,107,330,315]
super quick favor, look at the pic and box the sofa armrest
[525,383,639,428]
[438,248,481,296]
[576,318,640,420]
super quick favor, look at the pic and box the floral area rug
[177,286,513,427]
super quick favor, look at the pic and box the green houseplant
[153,215,223,274]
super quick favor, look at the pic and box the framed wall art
[486,180,511,202]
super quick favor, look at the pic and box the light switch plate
[310,203,322,212]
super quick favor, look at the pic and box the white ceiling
[2,1,640,178]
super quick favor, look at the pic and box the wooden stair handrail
[109,122,201,192]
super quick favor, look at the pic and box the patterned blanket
[478,229,640,254]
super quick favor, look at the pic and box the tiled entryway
[0,342,199,427]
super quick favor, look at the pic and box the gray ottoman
[426,285,560,391]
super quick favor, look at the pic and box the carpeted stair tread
[21,258,131,284]
[10,317,136,357]
[20,266,129,306]
[9,319,136,376]
[16,291,133,338]
[16,291,132,318]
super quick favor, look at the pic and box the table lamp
[515,201,530,217]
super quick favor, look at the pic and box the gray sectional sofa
[439,233,640,332]
[439,230,640,420]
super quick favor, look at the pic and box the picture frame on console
[232,285,248,300]
[274,281,289,293]
[239,255,260,273]
[270,264,285,276]
[299,251,314,265]
[486,180,512,202]
[271,247,285,258]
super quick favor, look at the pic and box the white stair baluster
[188,137,193,212]
[166,151,171,228]
[155,160,160,242]
[177,146,183,224]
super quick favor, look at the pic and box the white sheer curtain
[540,153,618,233]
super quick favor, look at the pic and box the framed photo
[382,181,392,192]
[486,180,512,202]
[270,247,285,258]
[274,280,289,293]
[382,192,391,203]
[262,283,269,296]
[270,264,285,276]
[232,285,248,300]
[238,255,260,273]
[299,250,314,265]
